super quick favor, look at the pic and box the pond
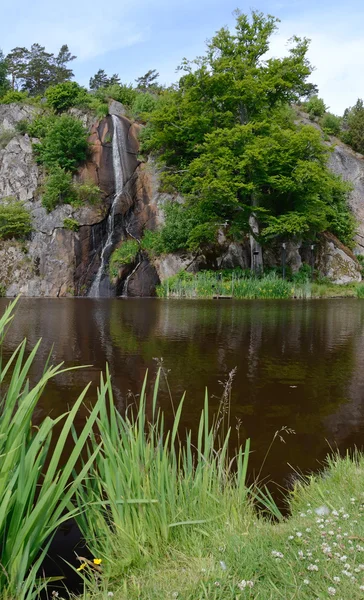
[1,297,364,487]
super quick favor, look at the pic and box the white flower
[171,594,178,599]
[339,555,347,562]
[333,576,340,583]
[296,532,302,538]
[306,528,311,533]
[342,513,349,519]
[214,581,220,587]
[271,550,284,559]
[344,563,351,570]
[359,585,364,591]
[332,510,339,516]
[303,579,310,585]
[307,564,318,571]
[107,594,114,598]
[328,530,334,536]
[238,580,254,590]
[315,506,330,516]
[328,587,336,596]
[288,535,294,540]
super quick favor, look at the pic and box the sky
[1,0,364,114]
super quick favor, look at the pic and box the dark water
[2,297,364,486]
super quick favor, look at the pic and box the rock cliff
[0,102,362,297]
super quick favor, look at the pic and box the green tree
[306,95,327,119]
[53,44,76,84]
[6,47,29,90]
[135,69,160,91]
[89,69,120,90]
[142,10,334,268]
[0,50,10,98]
[342,99,364,153]
[22,43,54,95]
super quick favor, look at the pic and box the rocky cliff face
[0,102,362,297]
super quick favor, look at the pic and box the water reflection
[1,297,364,485]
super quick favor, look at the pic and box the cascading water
[89,115,127,297]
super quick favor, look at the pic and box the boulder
[126,259,160,297]
[316,233,361,284]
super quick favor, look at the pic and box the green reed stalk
[75,369,251,576]
[0,299,106,600]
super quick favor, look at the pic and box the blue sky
[2,0,364,114]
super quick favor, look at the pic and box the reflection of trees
[2,297,364,484]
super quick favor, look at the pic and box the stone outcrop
[0,102,363,297]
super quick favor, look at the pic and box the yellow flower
[77,563,87,571]
[93,558,102,565]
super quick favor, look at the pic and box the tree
[0,50,10,97]
[6,47,29,90]
[306,95,327,119]
[142,10,329,269]
[22,43,54,95]
[53,44,76,84]
[46,81,88,112]
[33,114,89,172]
[135,69,160,91]
[89,69,120,90]
[342,99,364,154]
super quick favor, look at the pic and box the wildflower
[303,579,310,585]
[288,535,294,540]
[171,594,178,599]
[333,577,340,583]
[51,593,59,598]
[307,564,318,571]
[271,550,284,559]
[214,581,220,587]
[77,563,87,571]
[360,585,364,591]
[93,558,102,565]
[107,594,114,598]
[238,580,254,590]
[296,532,303,538]
[328,587,336,596]
[315,506,330,516]
[306,528,311,533]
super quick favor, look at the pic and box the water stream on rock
[89,115,126,297]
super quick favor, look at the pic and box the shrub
[131,92,158,120]
[0,127,15,149]
[0,90,29,104]
[0,198,32,239]
[15,119,30,135]
[72,180,101,205]
[306,96,327,119]
[27,114,57,139]
[42,167,75,211]
[187,222,218,251]
[291,263,312,283]
[109,239,139,278]
[63,217,80,231]
[94,83,137,107]
[46,81,88,112]
[320,112,342,136]
[83,95,109,119]
[33,114,89,172]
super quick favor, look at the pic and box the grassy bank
[156,270,364,300]
[1,300,364,599]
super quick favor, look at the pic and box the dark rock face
[126,259,160,297]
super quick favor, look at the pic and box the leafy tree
[135,69,160,91]
[0,90,29,105]
[306,95,327,119]
[0,50,10,98]
[320,112,342,136]
[131,92,158,120]
[341,99,364,154]
[89,69,120,90]
[141,11,355,261]
[33,114,89,172]
[46,81,88,112]
[94,82,137,107]
[42,167,75,211]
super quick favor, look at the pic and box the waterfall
[89,115,126,297]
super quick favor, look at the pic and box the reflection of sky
[1,0,363,114]
[1,297,364,484]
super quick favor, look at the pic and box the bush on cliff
[33,114,89,172]
[45,81,88,112]
[0,198,32,240]
[109,239,139,278]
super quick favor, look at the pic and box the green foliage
[187,222,219,251]
[6,43,75,95]
[42,166,75,211]
[291,263,312,283]
[0,198,32,239]
[46,81,88,112]
[356,284,364,298]
[33,114,89,171]
[0,127,15,149]
[0,49,10,98]
[0,284,5,297]
[15,119,30,135]
[84,95,109,119]
[63,217,80,231]
[73,180,101,205]
[320,112,342,136]
[94,83,137,107]
[109,239,139,278]
[306,95,327,119]
[131,92,158,120]
[135,69,160,91]
[149,202,201,254]
[0,89,29,104]
[341,99,364,154]
[89,69,120,90]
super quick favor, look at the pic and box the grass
[157,270,364,300]
[109,240,140,279]
[77,453,364,600]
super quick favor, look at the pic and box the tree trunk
[249,197,263,274]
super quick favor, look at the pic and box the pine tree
[53,44,76,84]
[6,47,29,90]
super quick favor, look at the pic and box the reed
[0,299,105,600]
[75,368,251,579]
